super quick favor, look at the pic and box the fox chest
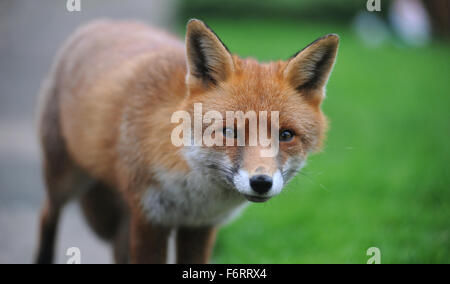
[140,175,248,227]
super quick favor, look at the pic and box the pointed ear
[284,34,339,96]
[185,19,234,88]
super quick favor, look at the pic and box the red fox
[35,19,339,264]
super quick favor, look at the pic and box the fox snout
[249,174,273,194]
[233,167,284,203]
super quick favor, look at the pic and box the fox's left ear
[284,34,339,99]
[185,19,234,89]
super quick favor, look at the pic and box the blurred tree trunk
[422,0,450,38]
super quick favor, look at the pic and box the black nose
[250,175,273,194]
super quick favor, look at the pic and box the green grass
[178,18,450,263]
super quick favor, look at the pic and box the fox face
[180,20,339,203]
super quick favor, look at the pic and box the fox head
[181,19,339,202]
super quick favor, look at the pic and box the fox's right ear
[185,19,234,89]
[284,34,339,100]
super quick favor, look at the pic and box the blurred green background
[177,0,450,263]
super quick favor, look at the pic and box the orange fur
[35,19,338,264]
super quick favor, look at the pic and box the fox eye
[279,130,295,142]
[223,127,237,139]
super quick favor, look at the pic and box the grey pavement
[0,0,176,264]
